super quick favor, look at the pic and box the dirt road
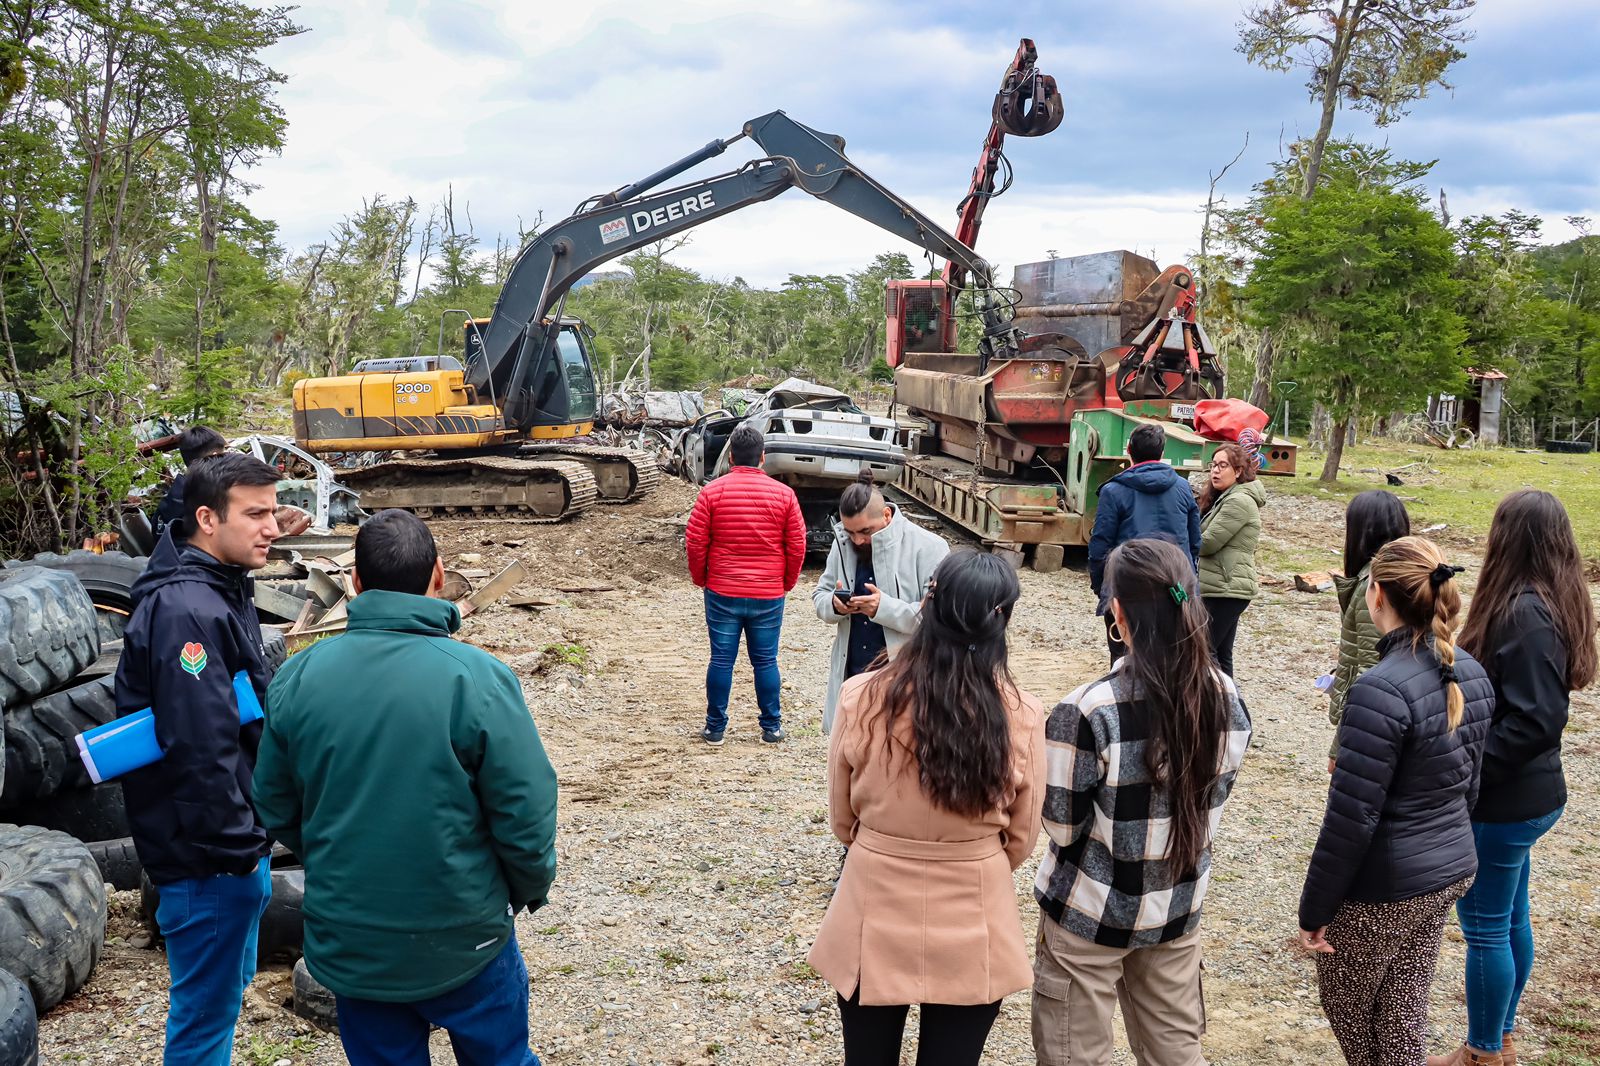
[40,480,1600,1064]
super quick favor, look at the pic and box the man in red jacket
[685,423,806,745]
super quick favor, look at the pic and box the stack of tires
[1,554,150,894]
[0,551,294,1053]
[0,562,109,1063]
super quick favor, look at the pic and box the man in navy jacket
[116,451,282,1066]
[1087,422,1202,666]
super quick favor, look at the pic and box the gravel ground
[37,482,1600,1064]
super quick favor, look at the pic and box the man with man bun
[813,469,949,733]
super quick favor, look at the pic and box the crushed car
[230,435,365,533]
[667,377,908,547]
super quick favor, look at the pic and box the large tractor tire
[9,781,128,848]
[261,626,287,672]
[0,825,105,1014]
[0,968,39,1066]
[0,568,99,712]
[292,957,337,1030]
[0,677,116,807]
[5,552,146,644]
[84,837,142,893]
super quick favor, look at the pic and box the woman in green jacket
[1327,490,1411,768]
[1197,443,1266,677]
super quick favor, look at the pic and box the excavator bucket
[992,40,1062,138]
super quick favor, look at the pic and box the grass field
[1272,437,1600,559]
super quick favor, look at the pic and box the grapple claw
[993,69,1063,137]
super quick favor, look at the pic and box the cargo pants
[1031,918,1206,1066]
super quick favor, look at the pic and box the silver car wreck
[668,378,907,547]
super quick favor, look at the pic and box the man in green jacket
[254,509,556,1066]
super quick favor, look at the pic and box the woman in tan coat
[808,550,1046,1066]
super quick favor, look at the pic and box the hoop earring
[1109,620,1126,645]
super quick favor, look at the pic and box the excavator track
[519,444,660,504]
[338,456,600,522]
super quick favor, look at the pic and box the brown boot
[1500,1029,1517,1066]
[1426,1045,1503,1066]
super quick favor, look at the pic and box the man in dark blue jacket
[151,425,227,542]
[1087,422,1201,666]
[116,450,283,1066]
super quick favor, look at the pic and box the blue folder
[75,671,264,784]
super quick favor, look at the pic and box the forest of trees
[3,0,1598,552]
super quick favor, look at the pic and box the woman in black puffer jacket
[1298,536,1495,1066]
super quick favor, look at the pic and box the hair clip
[1169,585,1189,606]
[1429,563,1465,587]
[968,644,977,652]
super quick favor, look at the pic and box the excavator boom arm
[471,110,1012,430]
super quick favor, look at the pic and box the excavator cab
[885,280,950,364]
[463,317,600,439]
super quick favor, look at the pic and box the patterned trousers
[1315,876,1474,1066]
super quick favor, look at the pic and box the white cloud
[247,0,1600,290]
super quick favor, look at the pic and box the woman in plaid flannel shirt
[1031,538,1253,1066]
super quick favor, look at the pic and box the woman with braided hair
[807,549,1045,1066]
[1298,536,1496,1066]
[1429,491,1598,1066]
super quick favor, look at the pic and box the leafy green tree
[1245,163,1465,481]
[0,0,297,551]
[1448,211,1551,387]
[1237,0,1474,405]
[283,196,416,376]
[1525,226,1600,428]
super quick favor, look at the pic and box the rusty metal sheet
[1011,251,1162,357]
[1012,251,1159,308]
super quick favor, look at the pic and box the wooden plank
[285,594,321,640]
[304,568,347,609]
[507,596,565,610]
[458,559,528,619]
[255,582,312,622]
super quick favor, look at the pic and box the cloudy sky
[247,0,1600,289]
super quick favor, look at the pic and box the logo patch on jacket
[179,642,208,677]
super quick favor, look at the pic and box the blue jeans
[334,936,539,1066]
[156,855,273,1066]
[1457,806,1564,1052]
[703,589,784,734]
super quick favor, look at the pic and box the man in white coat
[813,471,950,733]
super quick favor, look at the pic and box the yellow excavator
[291,109,1019,521]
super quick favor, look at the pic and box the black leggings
[1204,596,1249,677]
[837,990,1002,1066]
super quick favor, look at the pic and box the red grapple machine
[884,44,1296,551]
